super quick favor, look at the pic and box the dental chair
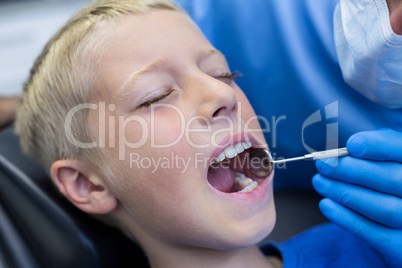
[0,125,149,268]
[0,124,326,268]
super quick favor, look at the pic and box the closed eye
[137,89,174,110]
[214,70,242,81]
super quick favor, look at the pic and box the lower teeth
[240,181,258,193]
[234,172,258,193]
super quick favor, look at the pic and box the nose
[191,74,238,121]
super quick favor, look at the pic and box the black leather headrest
[0,125,149,268]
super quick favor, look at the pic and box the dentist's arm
[313,129,402,267]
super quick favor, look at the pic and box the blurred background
[0,0,90,97]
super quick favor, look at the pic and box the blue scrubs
[261,223,387,267]
[176,0,402,189]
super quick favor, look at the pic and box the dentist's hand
[313,128,402,267]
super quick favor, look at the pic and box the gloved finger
[319,198,402,267]
[347,128,402,162]
[313,174,402,229]
[316,157,402,198]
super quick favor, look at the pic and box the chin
[206,207,276,251]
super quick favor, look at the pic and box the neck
[112,207,281,268]
[143,239,280,268]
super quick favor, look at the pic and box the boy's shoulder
[261,223,387,268]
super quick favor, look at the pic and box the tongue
[207,164,235,193]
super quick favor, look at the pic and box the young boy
[15,0,389,267]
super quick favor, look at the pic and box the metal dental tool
[249,148,350,178]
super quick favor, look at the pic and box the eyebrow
[117,58,168,99]
[198,49,224,60]
[116,49,224,99]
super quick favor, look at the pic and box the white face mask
[334,0,402,109]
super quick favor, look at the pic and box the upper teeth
[213,142,252,164]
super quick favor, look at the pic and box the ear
[50,159,117,214]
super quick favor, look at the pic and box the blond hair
[16,0,183,177]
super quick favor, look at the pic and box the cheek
[149,107,186,146]
[106,131,197,210]
[235,88,266,142]
[121,117,150,145]
[102,107,187,164]
[111,155,207,240]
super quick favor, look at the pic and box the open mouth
[207,142,265,193]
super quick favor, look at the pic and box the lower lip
[208,172,273,203]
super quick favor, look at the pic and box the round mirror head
[249,149,274,178]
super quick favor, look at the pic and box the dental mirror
[249,148,350,178]
[249,149,274,178]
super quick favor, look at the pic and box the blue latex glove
[313,128,402,267]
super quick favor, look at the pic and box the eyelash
[215,70,242,81]
[138,89,174,109]
[137,71,241,110]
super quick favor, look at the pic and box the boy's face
[91,10,275,250]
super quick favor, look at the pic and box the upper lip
[208,132,267,165]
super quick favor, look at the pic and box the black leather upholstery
[0,125,149,268]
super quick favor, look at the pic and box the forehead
[99,10,211,64]
[92,10,216,99]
